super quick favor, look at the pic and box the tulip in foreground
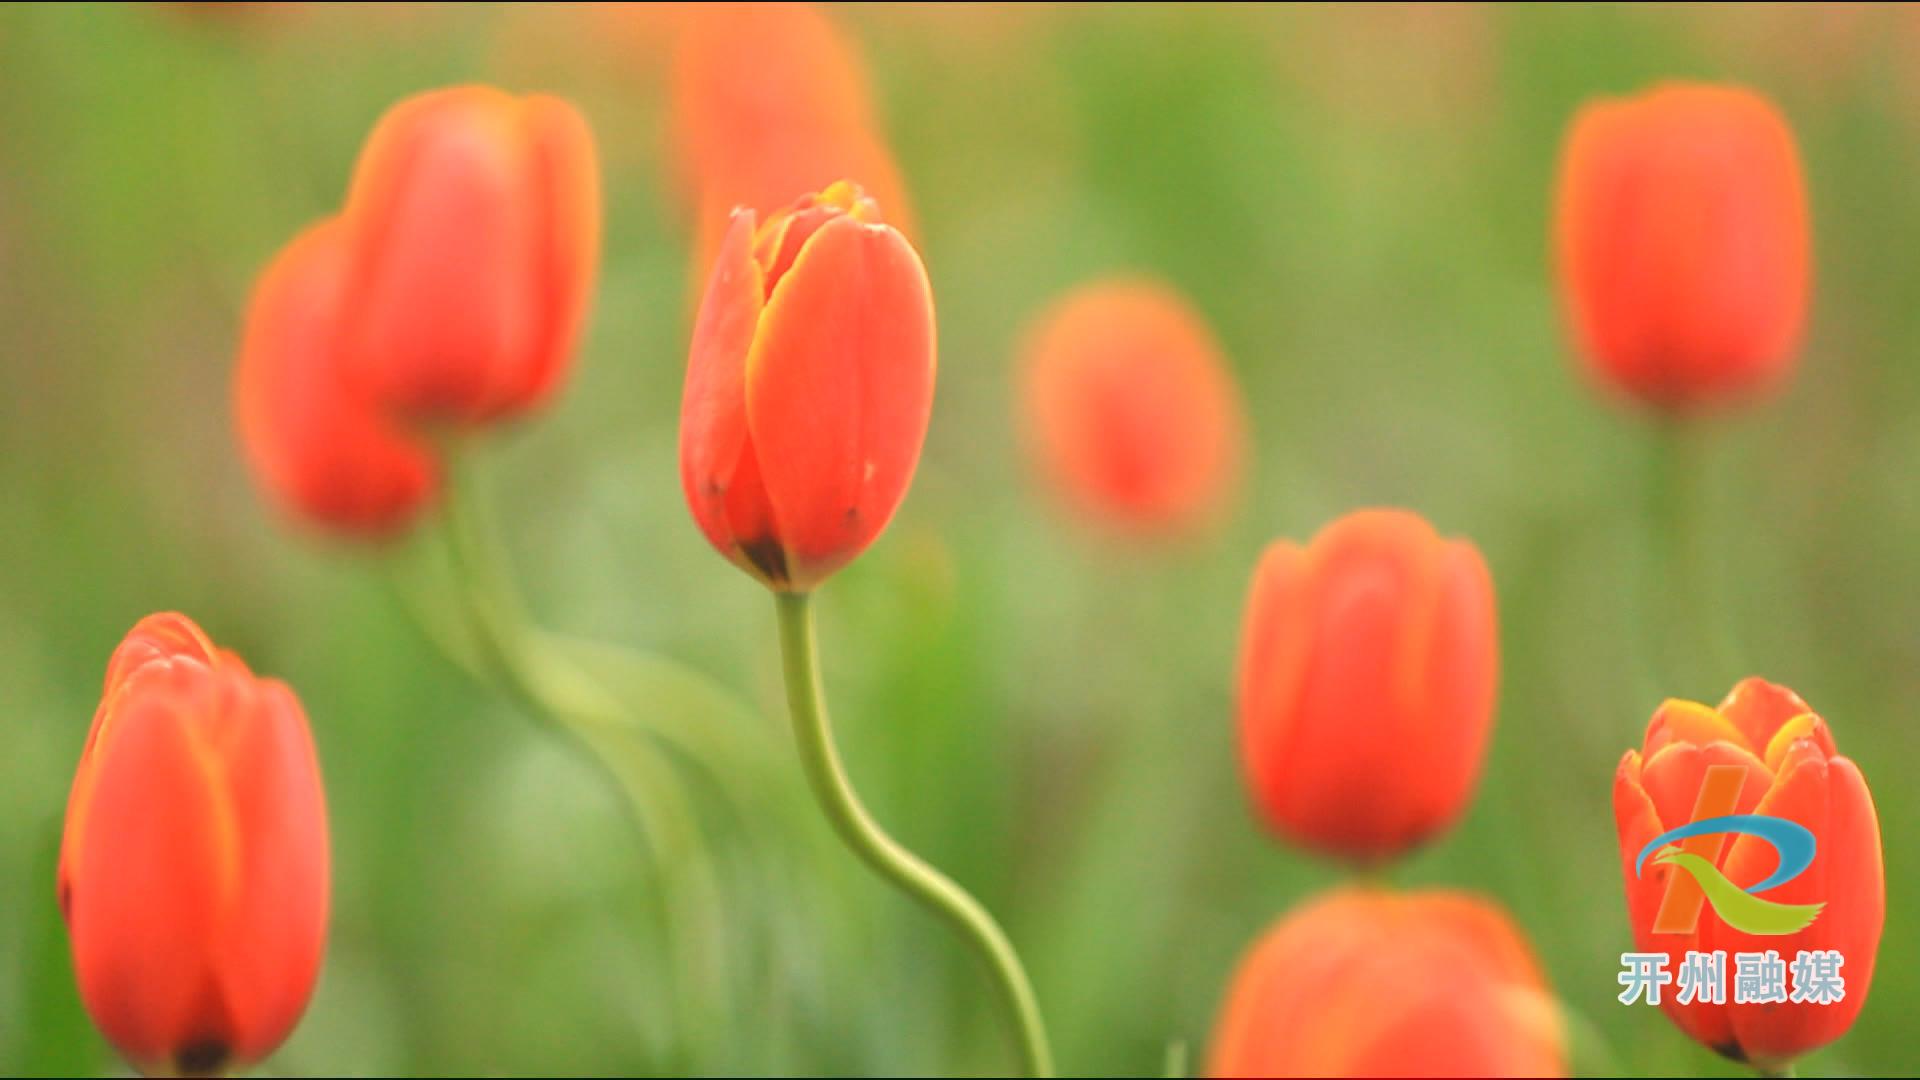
[680,180,935,591]
[1237,509,1498,861]
[1019,278,1246,535]
[338,84,601,423]
[1207,887,1566,1078]
[1614,678,1883,1068]
[59,614,329,1077]
[1554,82,1810,413]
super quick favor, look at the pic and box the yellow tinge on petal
[1763,713,1822,773]
[1648,698,1751,754]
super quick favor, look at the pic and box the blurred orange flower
[234,84,600,536]
[1614,678,1884,1068]
[1018,279,1246,536]
[669,2,913,274]
[1237,509,1497,861]
[1554,82,1810,413]
[59,614,329,1078]
[1207,887,1566,1078]
[339,85,601,423]
[235,219,439,535]
[680,181,935,590]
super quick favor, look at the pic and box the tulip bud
[235,219,440,535]
[1018,278,1247,535]
[1614,678,1883,1068]
[338,85,601,423]
[679,181,935,591]
[1237,509,1498,861]
[1554,82,1810,413]
[58,614,329,1077]
[1207,887,1567,1078]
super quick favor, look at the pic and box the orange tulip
[58,614,329,1077]
[235,219,439,535]
[1554,82,1810,413]
[338,85,600,423]
[680,180,934,591]
[1237,509,1498,861]
[669,2,912,273]
[1207,887,1567,1078]
[1614,678,1883,1068]
[234,84,599,535]
[1018,279,1247,535]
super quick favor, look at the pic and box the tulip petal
[1643,698,1752,757]
[1718,677,1819,753]
[1236,540,1309,836]
[744,213,935,587]
[680,209,784,582]
[67,672,234,1072]
[209,674,330,1066]
[519,93,602,410]
[1716,744,1880,1067]
[1408,540,1499,837]
[1636,738,1772,833]
[234,220,439,535]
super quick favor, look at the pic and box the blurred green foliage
[0,3,1913,1076]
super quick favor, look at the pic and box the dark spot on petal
[1712,1039,1748,1065]
[737,535,789,585]
[174,1037,229,1077]
[56,878,71,924]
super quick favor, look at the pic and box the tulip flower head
[1237,509,1498,862]
[1614,678,1883,1068]
[1554,82,1810,413]
[338,85,601,423]
[234,84,600,537]
[680,181,935,591]
[58,614,329,1077]
[1207,887,1567,1078]
[1019,279,1247,536]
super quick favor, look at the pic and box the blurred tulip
[680,181,934,590]
[1554,82,1810,412]
[1237,509,1498,861]
[1207,887,1566,1078]
[58,614,329,1077]
[339,85,601,423]
[235,219,439,535]
[1018,278,1246,535]
[1614,678,1883,1068]
[670,2,912,273]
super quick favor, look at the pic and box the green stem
[1645,419,1740,695]
[423,463,733,1064]
[772,591,1055,1077]
[1758,1065,1798,1079]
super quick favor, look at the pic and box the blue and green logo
[1637,812,1823,935]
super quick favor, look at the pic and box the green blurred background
[0,3,1912,1075]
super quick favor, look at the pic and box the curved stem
[424,464,734,1062]
[772,591,1055,1077]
